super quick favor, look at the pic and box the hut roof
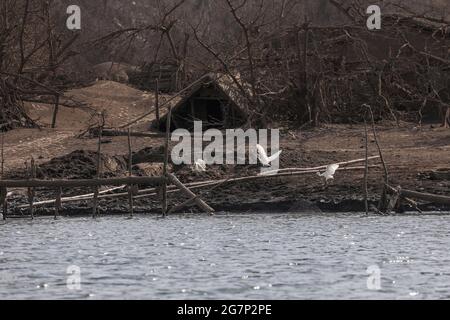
[156,72,250,131]
[173,72,251,113]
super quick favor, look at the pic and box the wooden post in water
[51,94,60,129]
[1,133,4,178]
[0,134,6,220]
[0,187,7,221]
[55,187,62,219]
[363,119,369,215]
[28,157,36,219]
[127,128,134,218]
[162,105,173,216]
[92,128,102,218]
[155,79,160,123]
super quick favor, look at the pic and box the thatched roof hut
[155,73,249,132]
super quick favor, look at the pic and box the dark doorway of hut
[154,74,247,132]
[191,99,224,130]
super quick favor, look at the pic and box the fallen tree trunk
[399,189,450,205]
[386,184,450,205]
[400,189,450,204]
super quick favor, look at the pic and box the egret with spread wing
[193,159,207,172]
[256,144,282,167]
[317,164,340,181]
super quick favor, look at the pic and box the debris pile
[8,150,125,180]
[0,78,37,131]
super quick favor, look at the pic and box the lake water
[1,213,450,300]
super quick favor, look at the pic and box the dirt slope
[2,81,167,172]
[1,80,449,213]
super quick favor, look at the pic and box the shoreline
[1,81,448,218]
[4,191,450,218]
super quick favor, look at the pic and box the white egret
[256,144,282,167]
[193,159,207,172]
[317,164,340,181]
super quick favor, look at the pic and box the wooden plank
[386,184,450,205]
[16,186,126,208]
[261,156,380,176]
[193,97,228,101]
[400,189,450,205]
[100,129,164,138]
[168,173,214,214]
[0,176,165,188]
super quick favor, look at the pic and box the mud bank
[5,194,450,217]
[4,163,450,217]
[2,122,449,217]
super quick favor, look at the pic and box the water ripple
[1,213,450,299]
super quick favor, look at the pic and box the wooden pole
[0,187,7,220]
[92,128,102,218]
[366,105,390,212]
[0,134,5,220]
[28,157,36,219]
[127,128,134,217]
[386,186,401,213]
[303,23,311,123]
[51,94,60,128]
[168,173,214,214]
[155,79,160,123]
[54,187,62,219]
[363,119,369,215]
[162,105,173,216]
[1,133,4,178]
